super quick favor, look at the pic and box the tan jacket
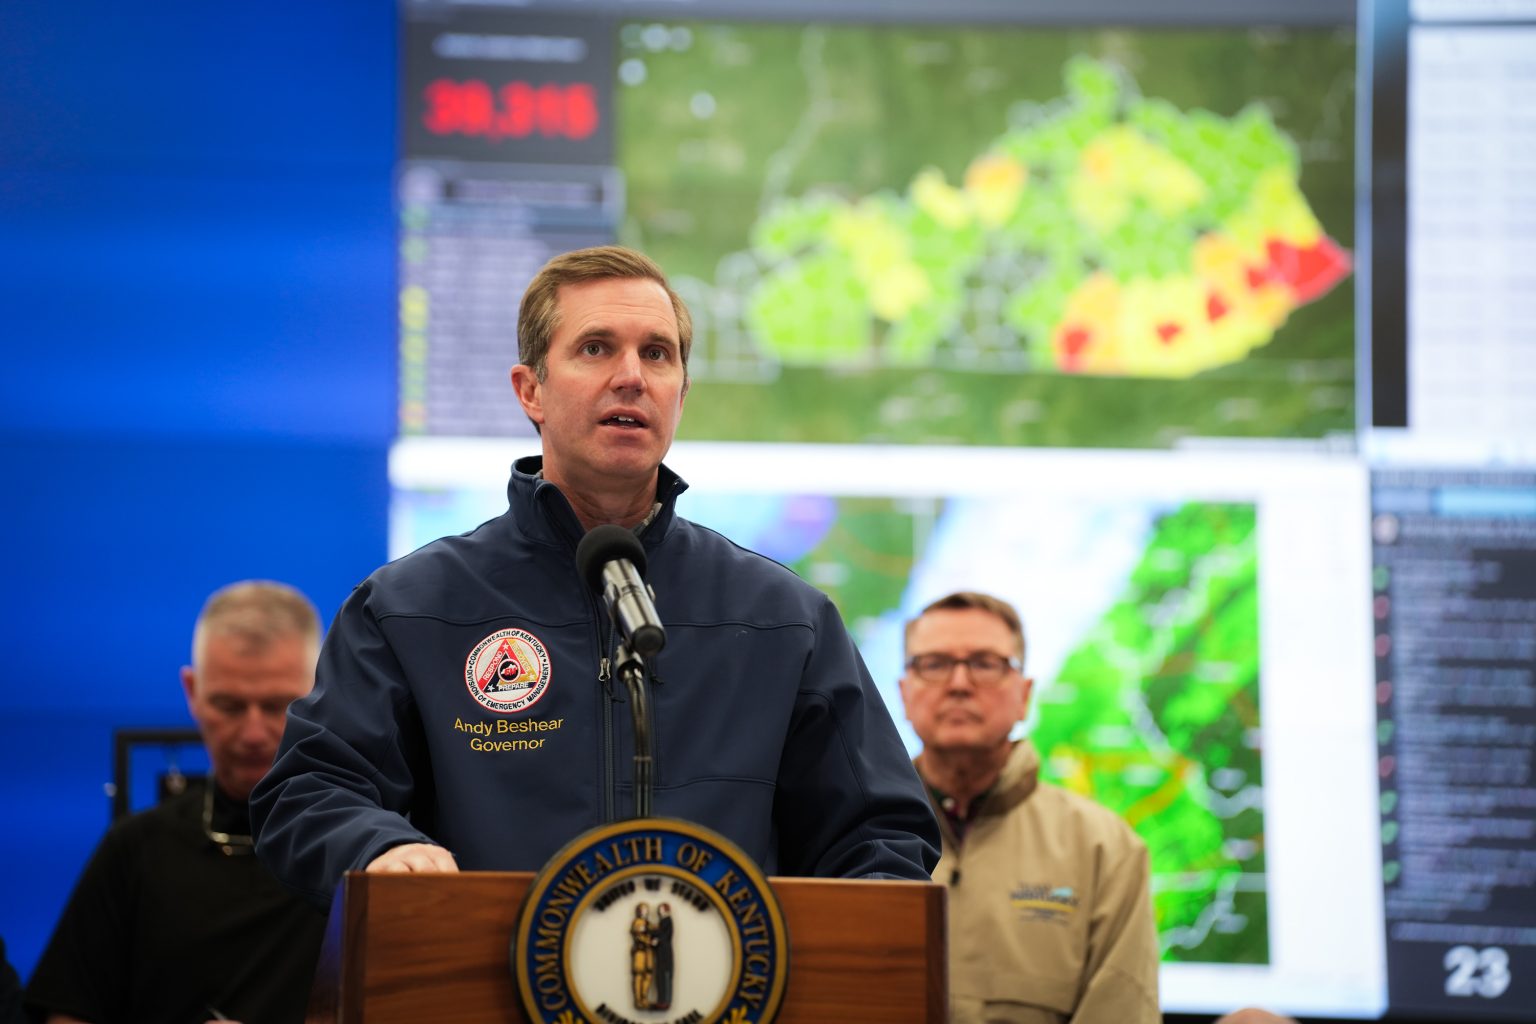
[926,740,1160,1024]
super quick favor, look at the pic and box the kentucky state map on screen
[617,23,1355,448]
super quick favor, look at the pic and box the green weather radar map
[1029,502,1265,964]
[617,23,1355,448]
[680,491,1266,964]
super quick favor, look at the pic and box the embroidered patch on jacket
[1010,883,1080,924]
[465,628,551,714]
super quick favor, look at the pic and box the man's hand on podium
[366,842,459,874]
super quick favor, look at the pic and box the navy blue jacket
[252,457,940,907]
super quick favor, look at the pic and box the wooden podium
[306,871,945,1023]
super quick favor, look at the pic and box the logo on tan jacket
[1009,882,1079,924]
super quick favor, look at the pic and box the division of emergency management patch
[1009,881,1080,925]
[513,818,789,1024]
[465,627,551,713]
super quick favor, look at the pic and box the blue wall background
[0,1,397,977]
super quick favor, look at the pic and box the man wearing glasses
[899,591,1160,1024]
[26,581,327,1024]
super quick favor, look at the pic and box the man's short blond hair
[190,580,321,668]
[904,590,1026,666]
[516,245,693,382]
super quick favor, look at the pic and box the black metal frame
[110,727,203,820]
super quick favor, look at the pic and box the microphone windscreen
[575,524,648,593]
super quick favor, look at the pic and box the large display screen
[397,2,1356,449]
[392,438,1382,1015]
[394,1,1536,1019]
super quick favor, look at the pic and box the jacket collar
[920,738,1042,833]
[988,738,1042,813]
[505,455,690,549]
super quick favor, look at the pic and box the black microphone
[575,525,666,657]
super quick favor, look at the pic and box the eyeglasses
[905,652,1020,686]
[203,785,255,857]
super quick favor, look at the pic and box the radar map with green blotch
[753,496,1266,962]
[1030,502,1265,963]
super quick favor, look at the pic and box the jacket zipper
[599,653,614,823]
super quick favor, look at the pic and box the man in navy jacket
[252,246,939,907]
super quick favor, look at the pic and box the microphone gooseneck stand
[574,524,664,819]
[614,639,653,819]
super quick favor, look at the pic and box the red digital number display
[422,79,599,141]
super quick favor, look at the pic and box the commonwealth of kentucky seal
[464,628,551,713]
[513,818,789,1024]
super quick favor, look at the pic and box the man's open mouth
[601,414,646,428]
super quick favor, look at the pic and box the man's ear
[1017,675,1035,722]
[510,364,544,426]
[897,675,916,723]
[180,666,197,709]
